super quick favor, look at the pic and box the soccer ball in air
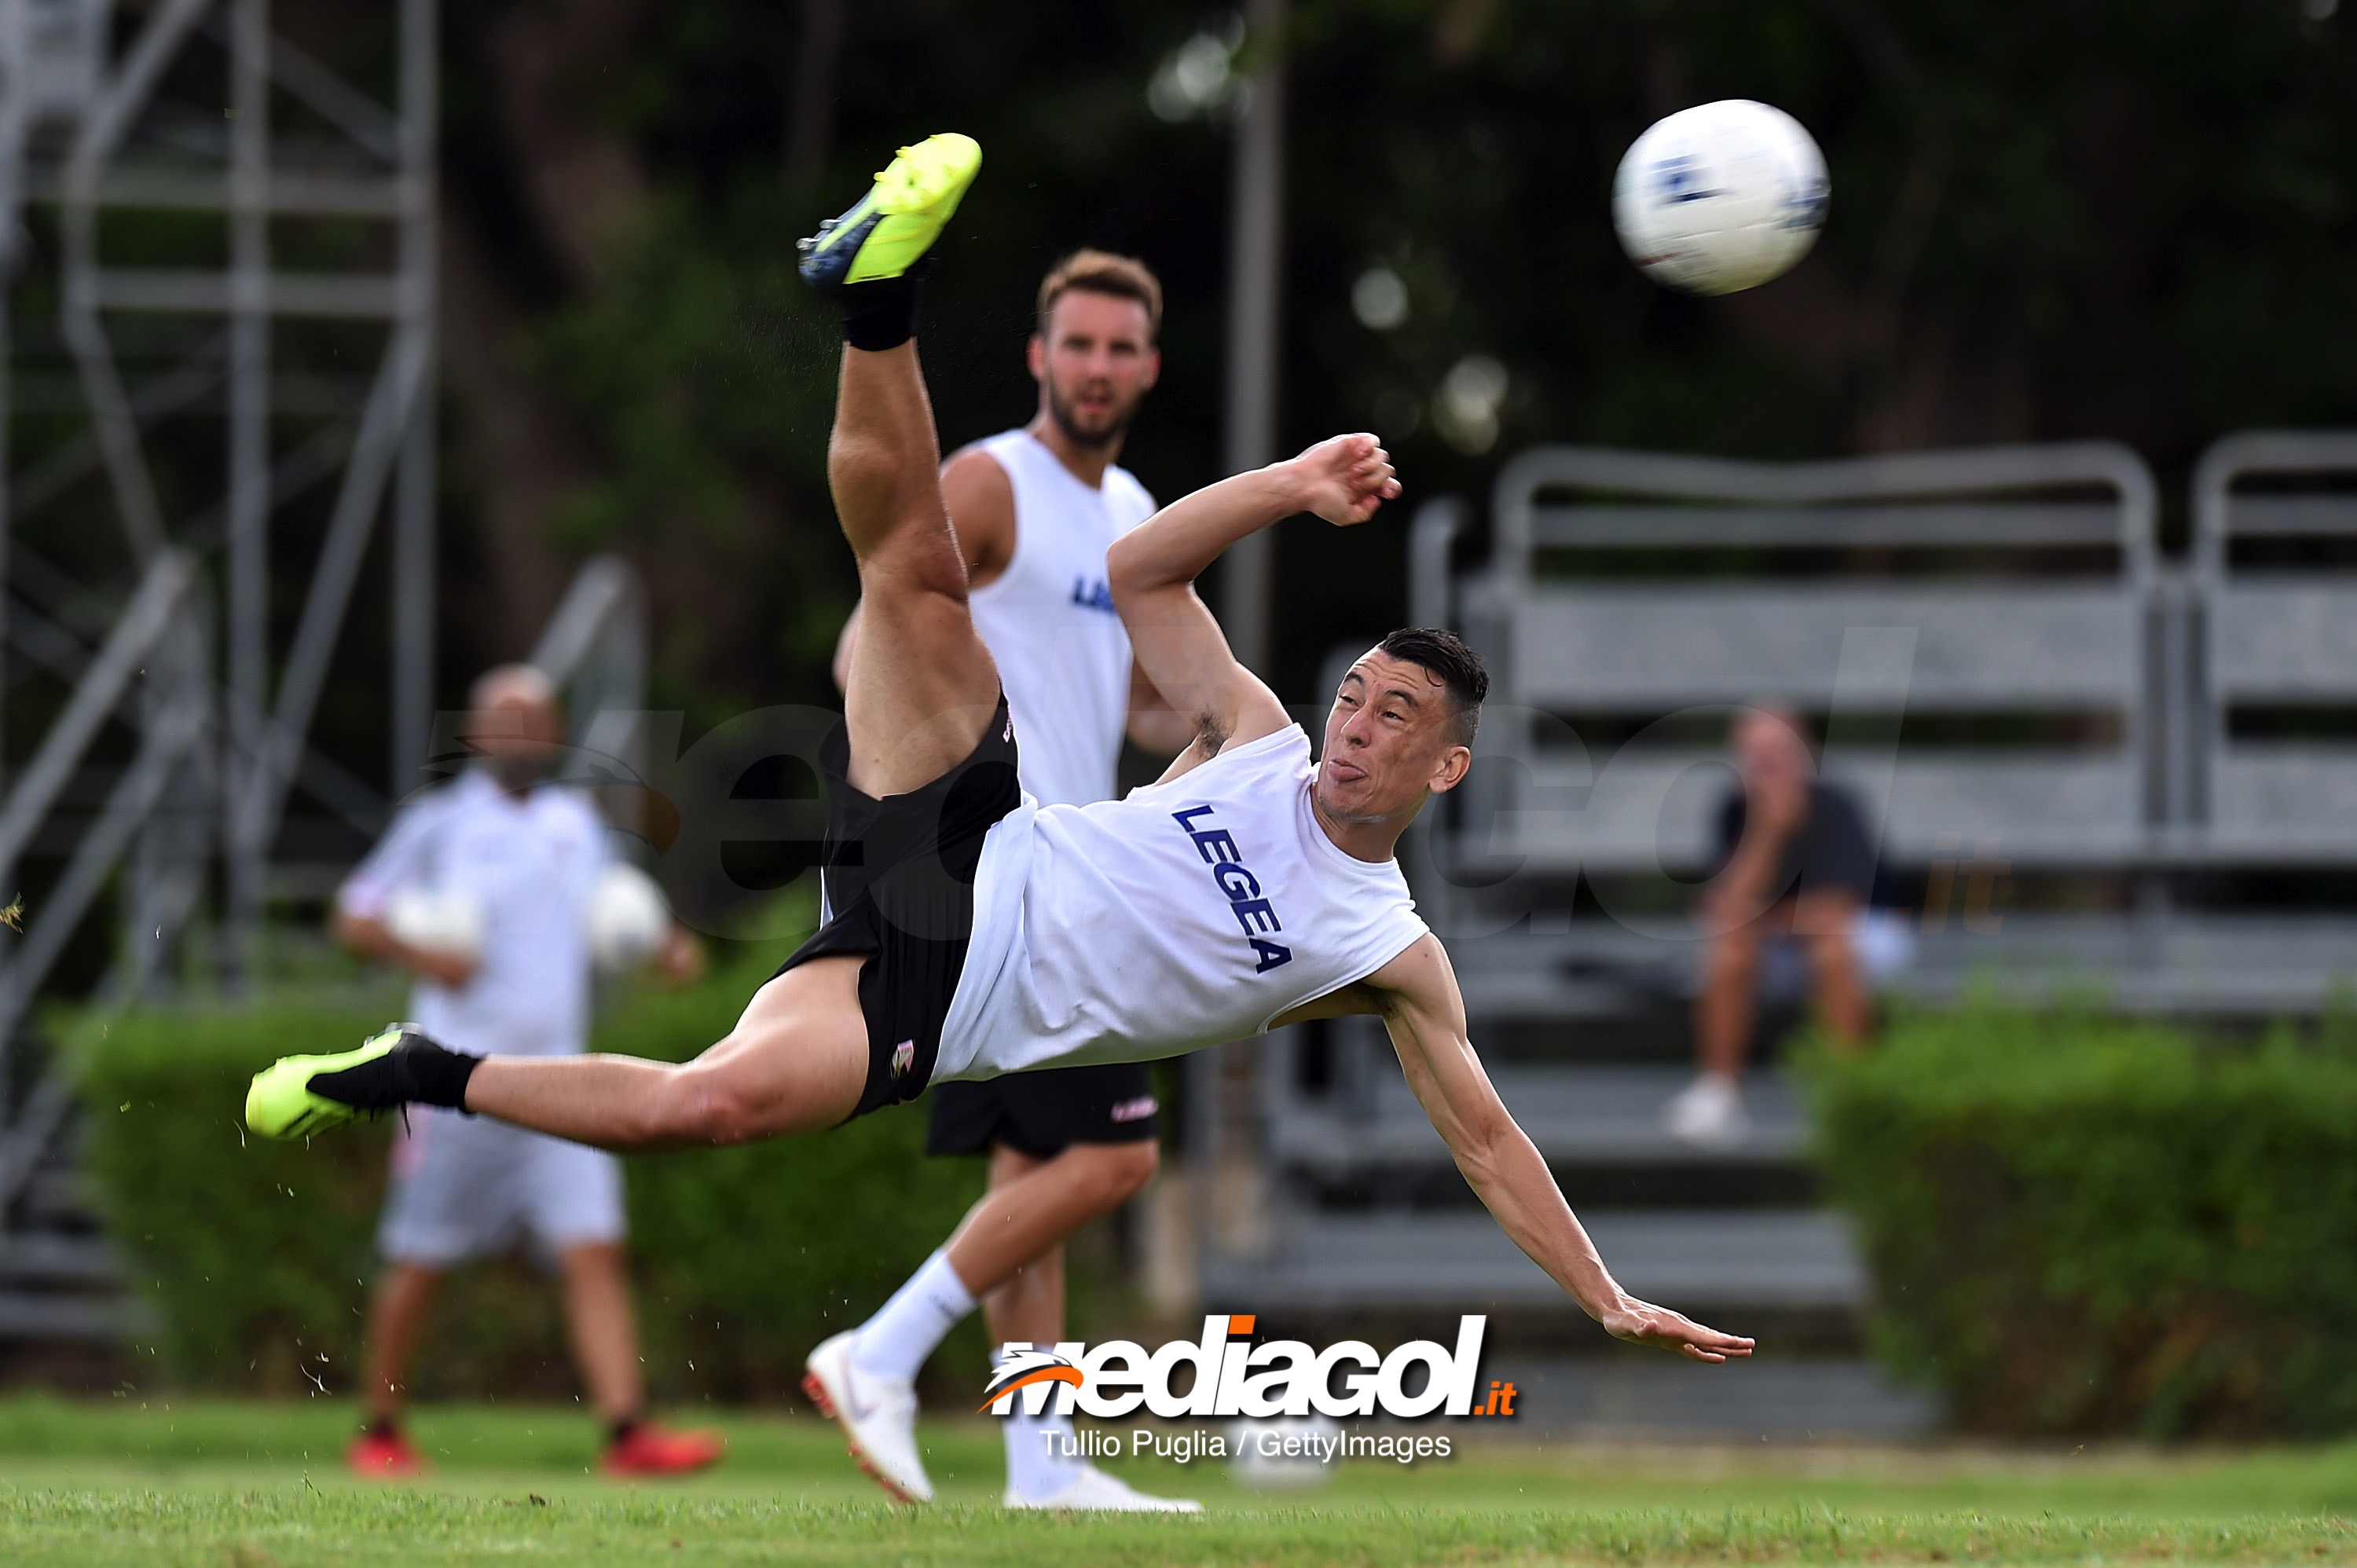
[586,863,672,973]
[1612,100,1828,296]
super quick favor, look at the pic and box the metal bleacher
[1437,441,2165,1015]
[1197,434,2357,1416]
[2190,432,2357,863]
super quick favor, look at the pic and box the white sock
[1002,1399,1083,1499]
[850,1249,975,1385]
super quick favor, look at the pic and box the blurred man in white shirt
[333,665,721,1478]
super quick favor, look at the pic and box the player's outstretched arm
[1108,434,1399,779]
[1362,936,1757,1363]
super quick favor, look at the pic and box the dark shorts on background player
[926,1063,1160,1160]
[773,695,1022,1121]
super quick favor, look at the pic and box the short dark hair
[1376,627,1488,746]
[1037,249,1163,341]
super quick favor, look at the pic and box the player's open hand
[1288,434,1401,527]
[1601,1296,1757,1363]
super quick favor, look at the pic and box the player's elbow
[1106,532,1168,606]
[1106,530,1144,591]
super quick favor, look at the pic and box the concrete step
[0,1233,123,1287]
[1488,1354,1934,1440]
[16,1167,94,1226]
[1444,914,2357,1020]
[1208,1208,1867,1314]
[1270,1064,1807,1171]
[0,1289,150,1340]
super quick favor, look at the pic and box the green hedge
[1806,1006,2357,1438]
[72,943,985,1402]
[79,1000,399,1396]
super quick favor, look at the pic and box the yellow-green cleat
[244,1022,411,1141]
[797,133,982,291]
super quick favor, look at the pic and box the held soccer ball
[1612,99,1829,296]
[585,864,671,973]
[384,885,488,963]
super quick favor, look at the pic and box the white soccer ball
[1226,1414,1340,1490]
[384,885,487,963]
[585,863,671,973]
[1612,99,1829,296]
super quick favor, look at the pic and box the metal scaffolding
[3,0,435,955]
[0,0,435,1333]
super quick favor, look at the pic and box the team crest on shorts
[891,1039,916,1077]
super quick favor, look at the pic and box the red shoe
[602,1419,728,1478]
[347,1426,425,1478]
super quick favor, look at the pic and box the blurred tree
[428,0,2357,710]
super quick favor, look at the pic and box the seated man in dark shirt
[1664,705,1875,1148]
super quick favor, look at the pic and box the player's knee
[1091,1138,1160,1203]
[1704,926,1760,981]
[1806,931,1859,980]
[557,1240,625,1277]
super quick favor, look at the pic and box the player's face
[465,685,566,791]
[1315,651,1473,825]
[1031,291,1159,449]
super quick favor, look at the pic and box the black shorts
[926,1063,1161,1160]
[772,696,1022,1122]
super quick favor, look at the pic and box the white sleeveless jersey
[966,429,1156,808]
[937,725,1431,1079]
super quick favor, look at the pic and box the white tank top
[937,725,1431,1080]
[966,429,1157,808]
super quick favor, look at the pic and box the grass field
[6,1396,2357,1565]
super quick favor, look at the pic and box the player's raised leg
[808,134,1001,800]
[830,341,1003,799]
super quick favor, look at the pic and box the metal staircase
[1186,1002,1932,1437]
[0,1107,137,1340]
[1196,1015,1868,1318]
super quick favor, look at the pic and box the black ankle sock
[838,274,921,352]
[401,1039,482,1111]
[607,1416,641,1447]
[366,1416,399,1439]
[310,1030,480,1113]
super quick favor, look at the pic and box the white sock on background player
[850,1248,975,1384]
[1000,1395,1084,1502]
